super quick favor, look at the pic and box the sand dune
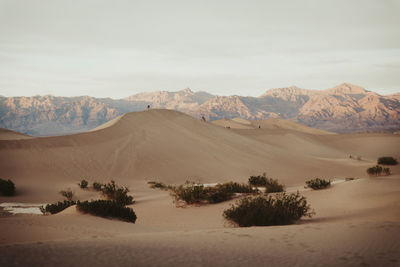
[1,109,399,266]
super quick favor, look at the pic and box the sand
[0,109,399,266]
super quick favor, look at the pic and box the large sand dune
[0,109,399,266]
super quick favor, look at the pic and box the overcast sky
[0,0,399,98]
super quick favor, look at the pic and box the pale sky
[0,0,399,98]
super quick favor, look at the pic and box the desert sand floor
[0,109,399,266]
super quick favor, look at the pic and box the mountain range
[0,83,399,135]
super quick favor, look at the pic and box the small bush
[367,165,383,176]
[101,180,134,205]
[148,181,168,190]
[305,178,331,190]
[42,200,76,214]
[383,168,391,176]
[92,181,103,191]
[248,174,269,187]
[78,179,88,189]
[377,157,398,165]
[345,177,357,181]
[77,200,137,223]
[248,174,284,193]
[59,189,74,201]
[223,192,313,227]
[0,178,16,196]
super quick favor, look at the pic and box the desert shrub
[223,192,313,227]
[345,177,357,181]
[59,189,74,201]
[305,178,331,190]
[101,180,134,205]
[367,165,383,176]
[377,157,398,165]
[148,181,168,190]
[383,168,391,176]
[78,179,88,189]
[248,174,284,193]
[248,174,269,187]
[0,178,16,196]
[42,200,76,214]
[76,200,137,223]
[92,181,103,191]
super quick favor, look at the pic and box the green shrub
[305,178,331,190]
[377,157,398,165]
[0,178,16,196]
[101,181,134,205]
[92,181,103,191]
[383,168,391,176]
[77,200,137,223]
[78,179,88,189]
[59,189,74,201]
[41,200,76,214]
[223,192,313,227]
[248,174,284,193]
[367,165,383,176]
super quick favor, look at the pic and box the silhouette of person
[201,116,206,122]
[147,105,151,110]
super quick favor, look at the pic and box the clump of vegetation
[92,181,103,191]
[171,181,258,205]
[345,177,357,181]
[305,178,331,190]
[223,192,313,227]
[59,189,74,201]
[41,200,76,214]
[367,165,383,176]
[0,178,16,196]
[377,157,398,166]
[248,173,284,193]
[148,181,169,190]
[101,180,134,205]
[78,179,88,189]
[76,200,137,223]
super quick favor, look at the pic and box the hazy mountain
[0,83,399,135]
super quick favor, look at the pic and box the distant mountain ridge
[0,83,399,135]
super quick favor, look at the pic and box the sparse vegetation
[0,178,16,196]
[59,189,74,201]
[345,177,357,181]
[41,200,76,214]
[78,179,88,189]
[76,200,137,223]
[223,192,313,227]
[248,173,284,193]
[367,165,383,176]
[305,178,331,190]
[377,157,398,165]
